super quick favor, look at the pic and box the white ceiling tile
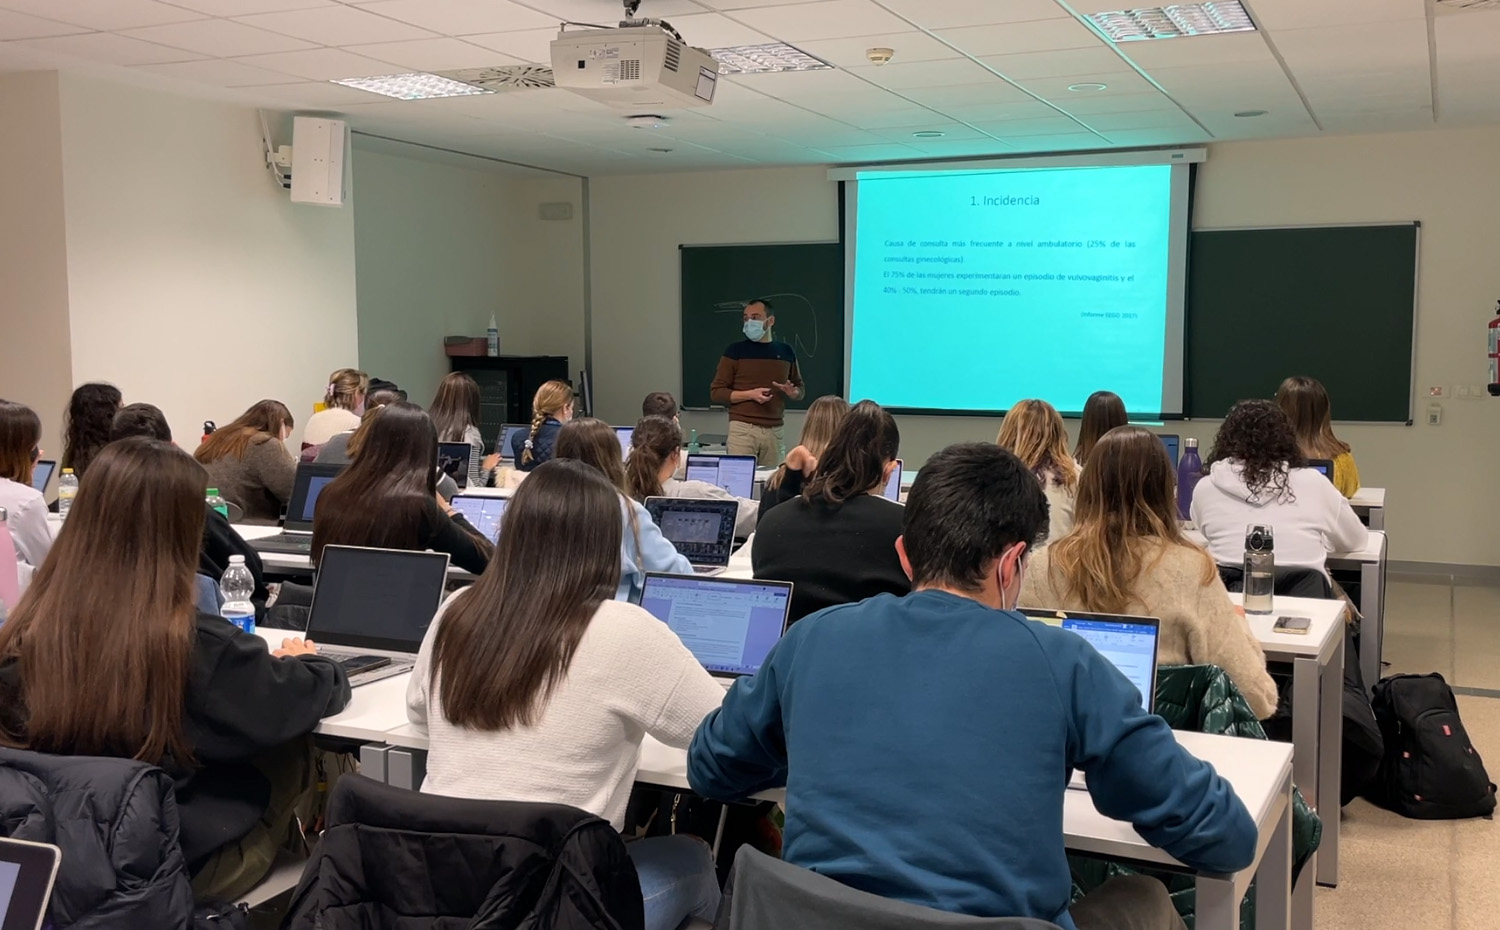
[814,141,926,160]
[867,121,989,141]
[1002,131,1104,151]
[981,46,1132,80]
[1296,67,1429,98]
[244,79,390,106]
[165,0,334,13]
[138,56,299,85]
[1021,70,1156,98]
[789,86,930,113]
[122,19,316,56]
[234,6,436,45]
[1317,107,1433,132]
[1435,9,1500,64]
[355,0,559,36]
[1274,21,1430,76]
[344,37,516,69]
[691,0,823,11]
[875,0,1066,30]
[0,8,88,39]
[794,31,961,68]
[18,32,208,65]
[970,114,1090,136]
[1099,126,1210,146]
[235,47,403,79]
[851,57,996,89]
[840,104,958,127]
[655,12,774,48]
[1247,0,1423,31]
[0,0,205,31]
[1117,32,1272,69]
[1145,61,1290,94]
[724,65,871,97]
[935,18,1103,56]
[511,0,705,20]
[1046,90,1169,113]
[730,0,913,42]
[773,124,890,145]
[933,98,1063,121]
[905,137,1014,156]
[898,81,1034,107]
[465,27,555,61]
[1068,107,1197,131]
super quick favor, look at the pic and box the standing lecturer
[710,299,804,465]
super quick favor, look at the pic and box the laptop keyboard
[252,533,312,554]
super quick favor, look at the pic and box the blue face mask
[743,319,766,341]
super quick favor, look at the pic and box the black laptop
[249,462,344,555]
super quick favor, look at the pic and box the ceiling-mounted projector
[550,23,718,109]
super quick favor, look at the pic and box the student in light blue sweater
[555,417,692,600]
[688,442,1258,930]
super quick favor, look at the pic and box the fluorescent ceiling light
[710,43,832,74]
[1087,2,1256,41]
[332,72,492,100]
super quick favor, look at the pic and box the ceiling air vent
[437,65,556,91]
[664,39,681,72]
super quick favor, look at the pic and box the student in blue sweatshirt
[688,442,1258,930]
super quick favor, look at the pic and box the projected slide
[847,164,1186,414]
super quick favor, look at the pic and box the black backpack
[1367,673,1496,820]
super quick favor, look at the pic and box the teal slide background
[848,165,1175,413]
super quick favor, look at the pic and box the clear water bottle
[1242,524,1275,615]
[57,468,79,520]
[1176,438,1202,521]
[219,555,256,634]
[687,428,702,455]
[205,488,229,520]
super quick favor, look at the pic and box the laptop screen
[306,546,451,653]
[285,463,345,531]
[30,460,55,494]
[450,495,507,543]
[498,424,529,460]
[614,427,634,460]
[881,459,903,501]
[1158,434,1180,468]
[0,837,60,930]
[684,454,756,499]
[1021,609,1160,711]
[638,574,792,676]
[1307,459,1334,480]
[644,497,739,565]
[437,442,473,491]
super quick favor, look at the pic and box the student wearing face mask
[709,299,804,466]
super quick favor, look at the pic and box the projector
[550,24,719,109]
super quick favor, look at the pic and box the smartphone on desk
[1273,615,1312,634]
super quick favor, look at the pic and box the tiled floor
[1314,576,1498,930]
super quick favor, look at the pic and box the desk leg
[1316,637,1344,887]
[1368,507,1384,532]
[387,748,427,791]
[1292,656,1318,808]
[1359,550,1386,694]
[1254,778,1294,930]
[1198,875,1239,930]
[359,744,391,785]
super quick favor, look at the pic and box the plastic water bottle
[687,428,702,454]
[1242,524,1275,615]
[205,488,229,520]
[1176,437,1202,521]
[57,468,78,520]
[219,556,256,633]
[487,314,499,357]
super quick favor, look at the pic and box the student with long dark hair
[1191,400,1367,573]
[311,403,490,575]
[407,459,724,930]
[1275,375,1360,497]
[430,372,496,489]
[554,418,691,599]
[61,381,122,478]
[1021,426,1277,718]
[0,438,350,901]
[194,399,297,524]
[0,400,52,584]
[753,400,907,623]
[624,416,757,537]
[1074,390,1128,464]
[758,395,850,520]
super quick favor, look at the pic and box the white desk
[232,523,480,581]
[1235,594,1346,888]
[1327,530,1388,694]
[1348,487,1385,531]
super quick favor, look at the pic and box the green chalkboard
[1186,223,1418,423]
[680,243,844,410]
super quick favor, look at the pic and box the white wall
[589,131,1500,567]
[0,72,73,458]
[56,74,357,448]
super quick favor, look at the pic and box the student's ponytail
[625,416,682,502]
[522,380,573,466]
[803,400,899,507]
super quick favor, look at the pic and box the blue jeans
[627,835,721,930]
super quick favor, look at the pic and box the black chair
[1217,565,1334,600]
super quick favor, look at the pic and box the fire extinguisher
[202,421,216,444]
[1490,302,1500,396]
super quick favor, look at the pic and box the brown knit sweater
[203,435,297,525]
[709,338,802,427]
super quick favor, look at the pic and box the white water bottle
[487,314,499,357]
[219,555,256,633]
[57,468,78,520]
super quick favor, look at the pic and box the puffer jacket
[1070,665,1323,930]
[0,747,195,930]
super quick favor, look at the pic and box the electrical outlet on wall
[1429,385,1447,397]
[1427,403,1443,425]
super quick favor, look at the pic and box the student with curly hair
[61,382,122,478]
[1190,399,1367,574]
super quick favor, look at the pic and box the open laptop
[449,494,508,543]
[1158,434,1180,468]
[643,497,739,574]
[304,545,450,687]
[497,424,530,461]
[249,462,344,555]
[437,441,473,491]
[0,837,61,930]
[29,460,55,495]
[1306,458,1334,481]
[881,459,903,502]
[1021,608,1161,790]
[636,573,794,686]
[613,426,634,459]
[684,454,757,499]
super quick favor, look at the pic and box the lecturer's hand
[739,387,773,404]
[772,380,798,398]
[785,445,817,473]
[274,637,319,658]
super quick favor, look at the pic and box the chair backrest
[1217,565,1334,599]
[720,845,1065,930]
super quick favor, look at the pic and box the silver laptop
[449,494,508,543]
[684,454,757,499]
[1022,609,1161,790]
[249,462,344,555]
[0,837,61,930]
[305,545,450,687]
[636,573,793,687]
[643,497,739,575]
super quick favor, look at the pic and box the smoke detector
[866,47,895,65]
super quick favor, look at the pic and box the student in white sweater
[1020,426,1278,719]
[625,415,758,537]
[301,368,367,448]
[0,401,53,592]
[995,399,1078,545]
[406,458,725,930]
[1190,400,1368,574]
